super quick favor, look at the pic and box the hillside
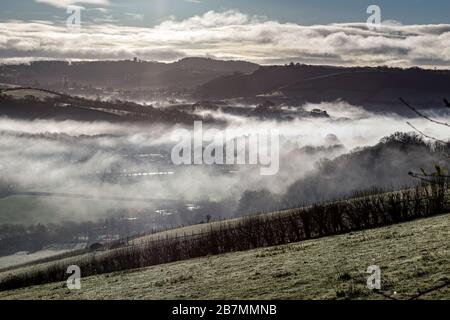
[0,179,448,292]
[194,64,340,99]
[0,58,259,90]
[0,88,200,123]
[1,213,449,300]
[195,65,450,113]
[280,70,450,112]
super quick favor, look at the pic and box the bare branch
[406,121,448,144]
[408,172,450,185]
[399,98,450,128]
[444,98,450,109]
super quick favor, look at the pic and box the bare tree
[399,98,450,182]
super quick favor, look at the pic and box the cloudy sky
[0,0,449,66]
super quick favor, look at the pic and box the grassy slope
[1,213,449,300]
[2,88,59,100]
[0,213,254,274]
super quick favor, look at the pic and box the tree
[236,189,280,215]
[400,98,450,183]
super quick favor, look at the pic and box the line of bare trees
[1,180,448,292]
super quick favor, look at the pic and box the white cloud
[35,0,110,9]
[0,10,449,67]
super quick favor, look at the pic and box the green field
[1,213,448,300]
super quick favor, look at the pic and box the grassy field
[0,249,74,270]
[1,213,448,300]
[2,88,59,101]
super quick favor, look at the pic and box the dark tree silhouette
[444,98,450,108]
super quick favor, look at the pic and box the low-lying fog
[1,101,449,225]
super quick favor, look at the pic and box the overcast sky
[0,0,449,66]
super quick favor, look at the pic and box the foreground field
[1,213,449,300]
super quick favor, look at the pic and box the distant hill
[195,64,340,99]
[0,58,259,90]
[195,65,450,112]
[281,69,450,112]
[0,88,201,123]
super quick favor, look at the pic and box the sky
[0,0,449,66]
[2,0,450,26]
